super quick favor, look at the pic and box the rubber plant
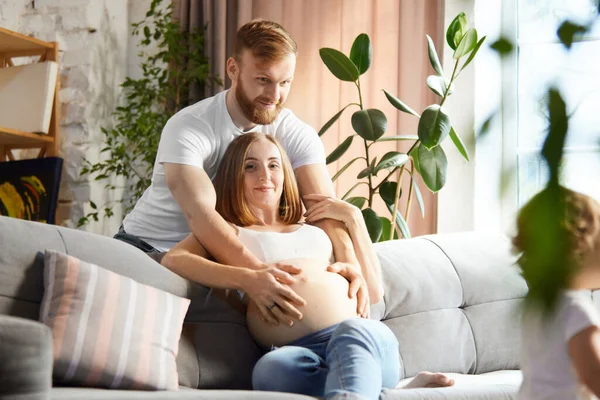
[319,12,485,242]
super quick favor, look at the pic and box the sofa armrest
[0,315,52,400]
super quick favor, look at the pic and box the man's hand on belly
[326,262,370,318]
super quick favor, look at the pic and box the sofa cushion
[40,250,190,390]
[375,232,527,379]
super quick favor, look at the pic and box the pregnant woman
[162,132,452,399]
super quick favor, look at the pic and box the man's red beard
[235,79,284,125]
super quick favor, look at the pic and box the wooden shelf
[0,28,59,161]
[0,126,54,146]
[0,27,54,53]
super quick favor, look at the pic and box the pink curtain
[174,0,445,237]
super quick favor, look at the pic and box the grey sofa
[0,215,526,399]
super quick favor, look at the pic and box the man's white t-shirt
[520,290,600,400]
[122,90,326,251]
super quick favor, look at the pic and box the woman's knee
[333,319,397,344]
[252,347,321,391]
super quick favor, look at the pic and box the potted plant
[319,12,485,242]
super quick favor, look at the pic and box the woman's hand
[303,194,362,226]
[243,263,307,326]
[326,262,370,319]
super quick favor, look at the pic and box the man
[118,20,380,320]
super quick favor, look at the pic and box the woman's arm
[303,194,384,304]
[162,234,306,326]
[568,325,600,397]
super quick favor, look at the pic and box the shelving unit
[0,27,60,162]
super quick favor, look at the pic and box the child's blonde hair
[514,187,600,264]
[513,186,600,307]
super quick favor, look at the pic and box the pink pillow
[39,250,190,390]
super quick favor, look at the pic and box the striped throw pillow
[39,250,190,390]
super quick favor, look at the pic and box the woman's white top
[236,223,334,264]
[520,290,600,400]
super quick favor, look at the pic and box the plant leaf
[362,208,383,242]
[490,37,514,57]
[460,36,486,72]
[319,104,354,137]
[407,170,425,218]
[379,181,401,205]
[426,75,448,97]
[386,203,411,239]
[446,12,468,50]
[449,126,470,161]
[453,28,478,59]
[319,48,360,82]
[351,109,388,141]
[357,166,373,179]
[376,134,419,142]
[332,156,362,181]
[557,20,588,49]
[379,216,399,242]
[426,34,444,76]
[418,104,451,149]
[411,146,421,174]
[326,135,354,164]
[383,90,420,117]
[346,196,367,209]
[349,33,372,75]
[418,144,448,192]
[374,152,409,173]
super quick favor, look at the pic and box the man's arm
[164,162,264,270]
[295,164,359,264]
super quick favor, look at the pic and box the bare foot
[403,371,455,388]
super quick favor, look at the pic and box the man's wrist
[235,268,256,290]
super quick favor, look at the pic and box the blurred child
[514,187,600,400]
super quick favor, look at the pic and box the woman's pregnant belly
[246,258,358,348]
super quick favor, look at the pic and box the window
[514,0,600,206]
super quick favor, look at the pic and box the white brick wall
[0,0,157,235]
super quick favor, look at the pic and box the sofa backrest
[375,231,528,379]
[0,216,260,390]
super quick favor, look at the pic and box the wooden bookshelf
[0,27,60,161]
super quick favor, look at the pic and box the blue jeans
[252,318,400,399]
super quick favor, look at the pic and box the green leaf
[446,12,468,50]
[386,203,411,239]
[319,48,360,82]
[319,104,354,136]
[453,28,478,59]
[326,135,354,164]
[374,152,409,173]
[418,105,451,149]
[426,34,444,76]
[379,217,399,242]
[490,37,513,57]
[346,196,367,209]
[426,75,449,97]
[342,182,366,200]
[460,36,486,72]
[383,90,420,117]
[449,126,470,161]
[542,87,568,182]
[557,20,588,49]
[379,181,401,205]
[90,201,97,210]
[418,145,448,192]
[143,26,151,39]
[411,146,421,174]
[362,208,383,243]
[349,33,372,75]
[376,135,419,142]
[351,109,387,141]
[407,170,425,218]
[332,156,362,181]
[357,166,373,179]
